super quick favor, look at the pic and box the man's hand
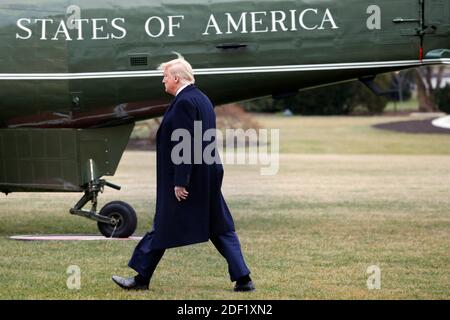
[175,186,189,202]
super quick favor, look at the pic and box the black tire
[97,201,137,238]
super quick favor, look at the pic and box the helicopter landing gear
[69,179,137,238]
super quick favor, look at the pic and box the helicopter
[0,0,449,237]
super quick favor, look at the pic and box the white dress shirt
[176,83,191,96]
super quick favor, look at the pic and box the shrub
[241,75,394,115]
[434,85,450,114]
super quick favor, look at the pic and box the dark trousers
[128,231,250,282]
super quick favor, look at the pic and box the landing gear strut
[69,179,137,238]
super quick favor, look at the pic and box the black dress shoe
[234,280,255,292]
[112,275,149,290]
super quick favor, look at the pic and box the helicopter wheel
[97,201,137,238]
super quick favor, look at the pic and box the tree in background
[414,66,447,112]
[414,66,444,112]
[388,70,414,103]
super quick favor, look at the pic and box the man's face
[162,68,179,96]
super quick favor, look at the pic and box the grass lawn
[257,115,450,155]
[0,116,449,300]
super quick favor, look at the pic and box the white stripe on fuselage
[0,59,448,80]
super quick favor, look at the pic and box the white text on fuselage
[15,7,339,41]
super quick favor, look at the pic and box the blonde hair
[158,52,195,84]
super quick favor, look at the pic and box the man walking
[112,54,254,292]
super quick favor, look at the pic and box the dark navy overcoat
[151,85,235,249]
